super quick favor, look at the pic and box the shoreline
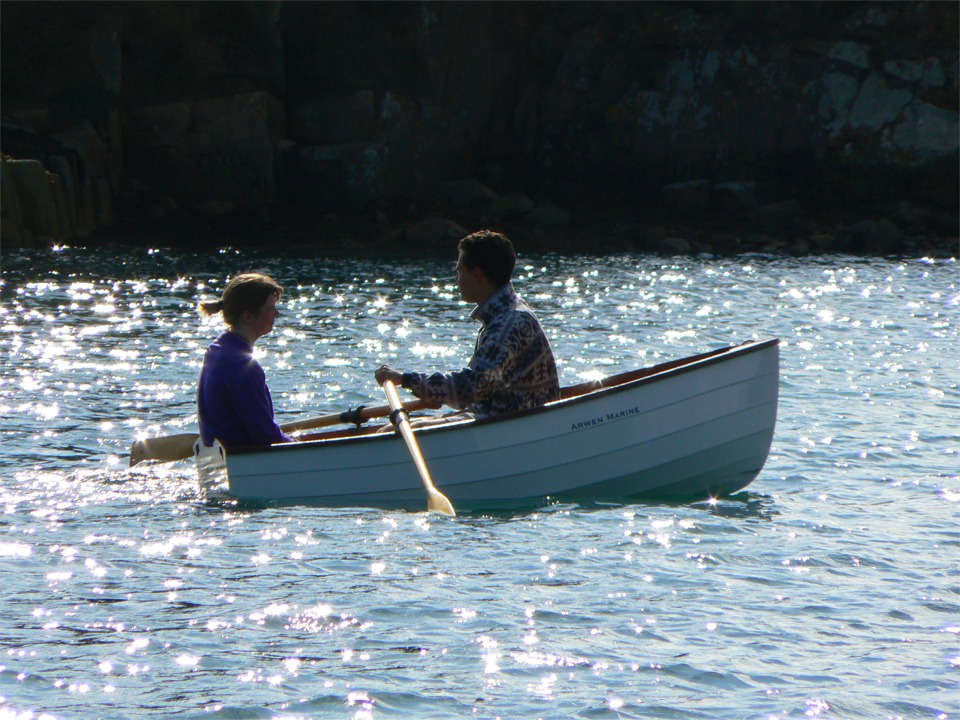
[71,205,958,260]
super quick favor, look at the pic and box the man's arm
[397,311,526,410]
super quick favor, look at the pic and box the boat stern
[195,440,229,492]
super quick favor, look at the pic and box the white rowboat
[197,338,780,509]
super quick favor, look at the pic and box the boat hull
[199,339,780,509]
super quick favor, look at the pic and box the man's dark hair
[458,230,516,288]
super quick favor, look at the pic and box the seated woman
[196,272,293,449]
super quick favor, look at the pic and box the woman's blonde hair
[199,273,283,327]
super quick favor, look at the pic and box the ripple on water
[1,250,957,719]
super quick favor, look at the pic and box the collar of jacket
[218,330,254,353]
[470,282,518,325]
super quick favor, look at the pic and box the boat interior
[293,341,747,444]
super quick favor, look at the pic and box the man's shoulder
[508,296,544,324]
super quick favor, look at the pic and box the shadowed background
[1,1,957,255]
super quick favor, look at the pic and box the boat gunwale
[228,337,780,457]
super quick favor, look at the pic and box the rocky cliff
[2,1,957,255]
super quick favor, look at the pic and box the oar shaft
[130,398,430,466]
[382,381,455,516]
[281,399,428,434]
[390,407,434,484]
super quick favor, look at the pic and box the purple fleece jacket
[197,331,292,448]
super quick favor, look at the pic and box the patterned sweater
[401,283,560,417]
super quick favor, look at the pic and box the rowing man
[375,230,560,419]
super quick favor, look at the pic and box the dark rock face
[2,1,956,255]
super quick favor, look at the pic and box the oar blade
[427,488,456,516]
[129,433,198,466]
[130,439,147,467]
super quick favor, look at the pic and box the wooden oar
[382,380,455,516]
[129,399,429,466]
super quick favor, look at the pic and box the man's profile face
[455,250,485,304]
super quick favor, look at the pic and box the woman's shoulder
[215,331,252,349]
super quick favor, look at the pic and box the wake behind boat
[196,339,780,509]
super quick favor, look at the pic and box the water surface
[1,247,957,719]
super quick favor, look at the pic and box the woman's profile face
[246,292,281,341]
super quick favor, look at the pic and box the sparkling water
[1,247,957,719]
